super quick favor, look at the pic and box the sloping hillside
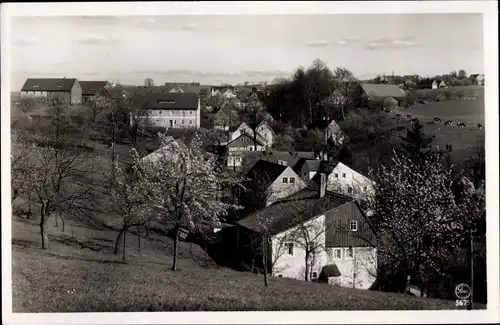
[11,217,464,312]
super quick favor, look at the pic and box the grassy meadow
[11,216,469,312]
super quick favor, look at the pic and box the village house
[308,119,346,145]
[21,78,82,105]
[212,106,234,131]
[293,158,321,182]
[245,160,307,207]
[432,79,447,89]
[358,83,407,109]
[79,81,109,104]
[230,121,275,148]
[469,74,485,86]
[211,85,237,98]
[235,175,377,289]
[139,92,201,129]
[163,82,209,95]
[240,150,316,174]
[310,161,375,199]
[226,133,266,169]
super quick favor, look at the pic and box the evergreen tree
[399,119,435,165]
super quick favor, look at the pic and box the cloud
[182,23,200,31]
[332,38,358,46]
[365,37,421,50]
[79,35,120,45]
[306,40,328,48]
[12,37,43,46]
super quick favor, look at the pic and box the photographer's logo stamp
[455,283,471,307]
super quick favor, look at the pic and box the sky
[9,13,484,90]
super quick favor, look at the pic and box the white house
[236,175,377,289]
[432,80,438,89]
[311,161,375,199]
[246,159,307,206]
[226,133,266,169]
[139,92,201,129]
[324,120,345,145]
[230,122,274,148]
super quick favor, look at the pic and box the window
[189,120,192,125]
[158,110,162,115]
[333,248,342,260]
[342,173,346,178]
[249,147,254,152]
[174,120,177,124]
[290,177,295,184]
[347,186,353,194]
[363,186,367,191]
[182,110,185,116]
[345,247,354,259]
[33,84,39,88]
[334,173,339,178]
[282,177,288,184]
[170,110,174,115]
[181,120,185,125]
[286,243,294,255]
[311,272,318,280]
[350,220,358,231]
[189,110,193,115]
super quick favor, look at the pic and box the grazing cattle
[410,118,418,124]
[478,124,483,129]
[406,114,412,119]
[434,117,442,123]
[457,122,466,128]
[444,120,453,126]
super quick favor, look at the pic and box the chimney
[319,173,326,198]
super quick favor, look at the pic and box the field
[11,216,466,312]
[392,99,485,163]
[414,86,484,99]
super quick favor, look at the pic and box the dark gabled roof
[21,78,77,92]
[79,81,108,96]
[246,159,288,185]
[226,132,265,147]
[360,83,407,99]
[242,150,316,174]
[236,186,351,236]
[293,158,321,174]
[141,92,199,110]
[308,119,332,130]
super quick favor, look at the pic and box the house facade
[293,158,321,182]
[358,83,406,109]
[230,122,273,148]
[325,162,375,199]
[21,78,82,105]
[226,133,266,168]
[80,81,108,104]
[140,92,201,129]
[236,178,377,289]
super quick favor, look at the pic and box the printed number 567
[456,300,470,306]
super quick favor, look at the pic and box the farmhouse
[212,107,234,131]
[79,81,108,104]
[310,161,375,199]
[358,83,406,108]
[293,158,321,182]
[226,133,266,169]
[245,160,307,207]
[235,175,377,289]
[211,86,237,98]
[308,119,346,145]
[241,150,316,174]
[432,79,447,89]
[21,78,82,105]
[139,92,201,129]
[230,122,274,147]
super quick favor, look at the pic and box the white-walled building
[230,121,274,148]
[21,78,82,105]
[245,159,307,207]
[226,133,266,169]
[236,175,377,289]
[139,92,201,129]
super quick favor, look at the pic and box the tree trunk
[54,213,59,227]
[39,205,49,250]
[122,228,127,263]
[251,254,256,273]
[262,235,268,287]
[60,213,65,232]
[304,252,309,282]
[114,228,126,255]
[172,223,180,271]
[137,228,141,253]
